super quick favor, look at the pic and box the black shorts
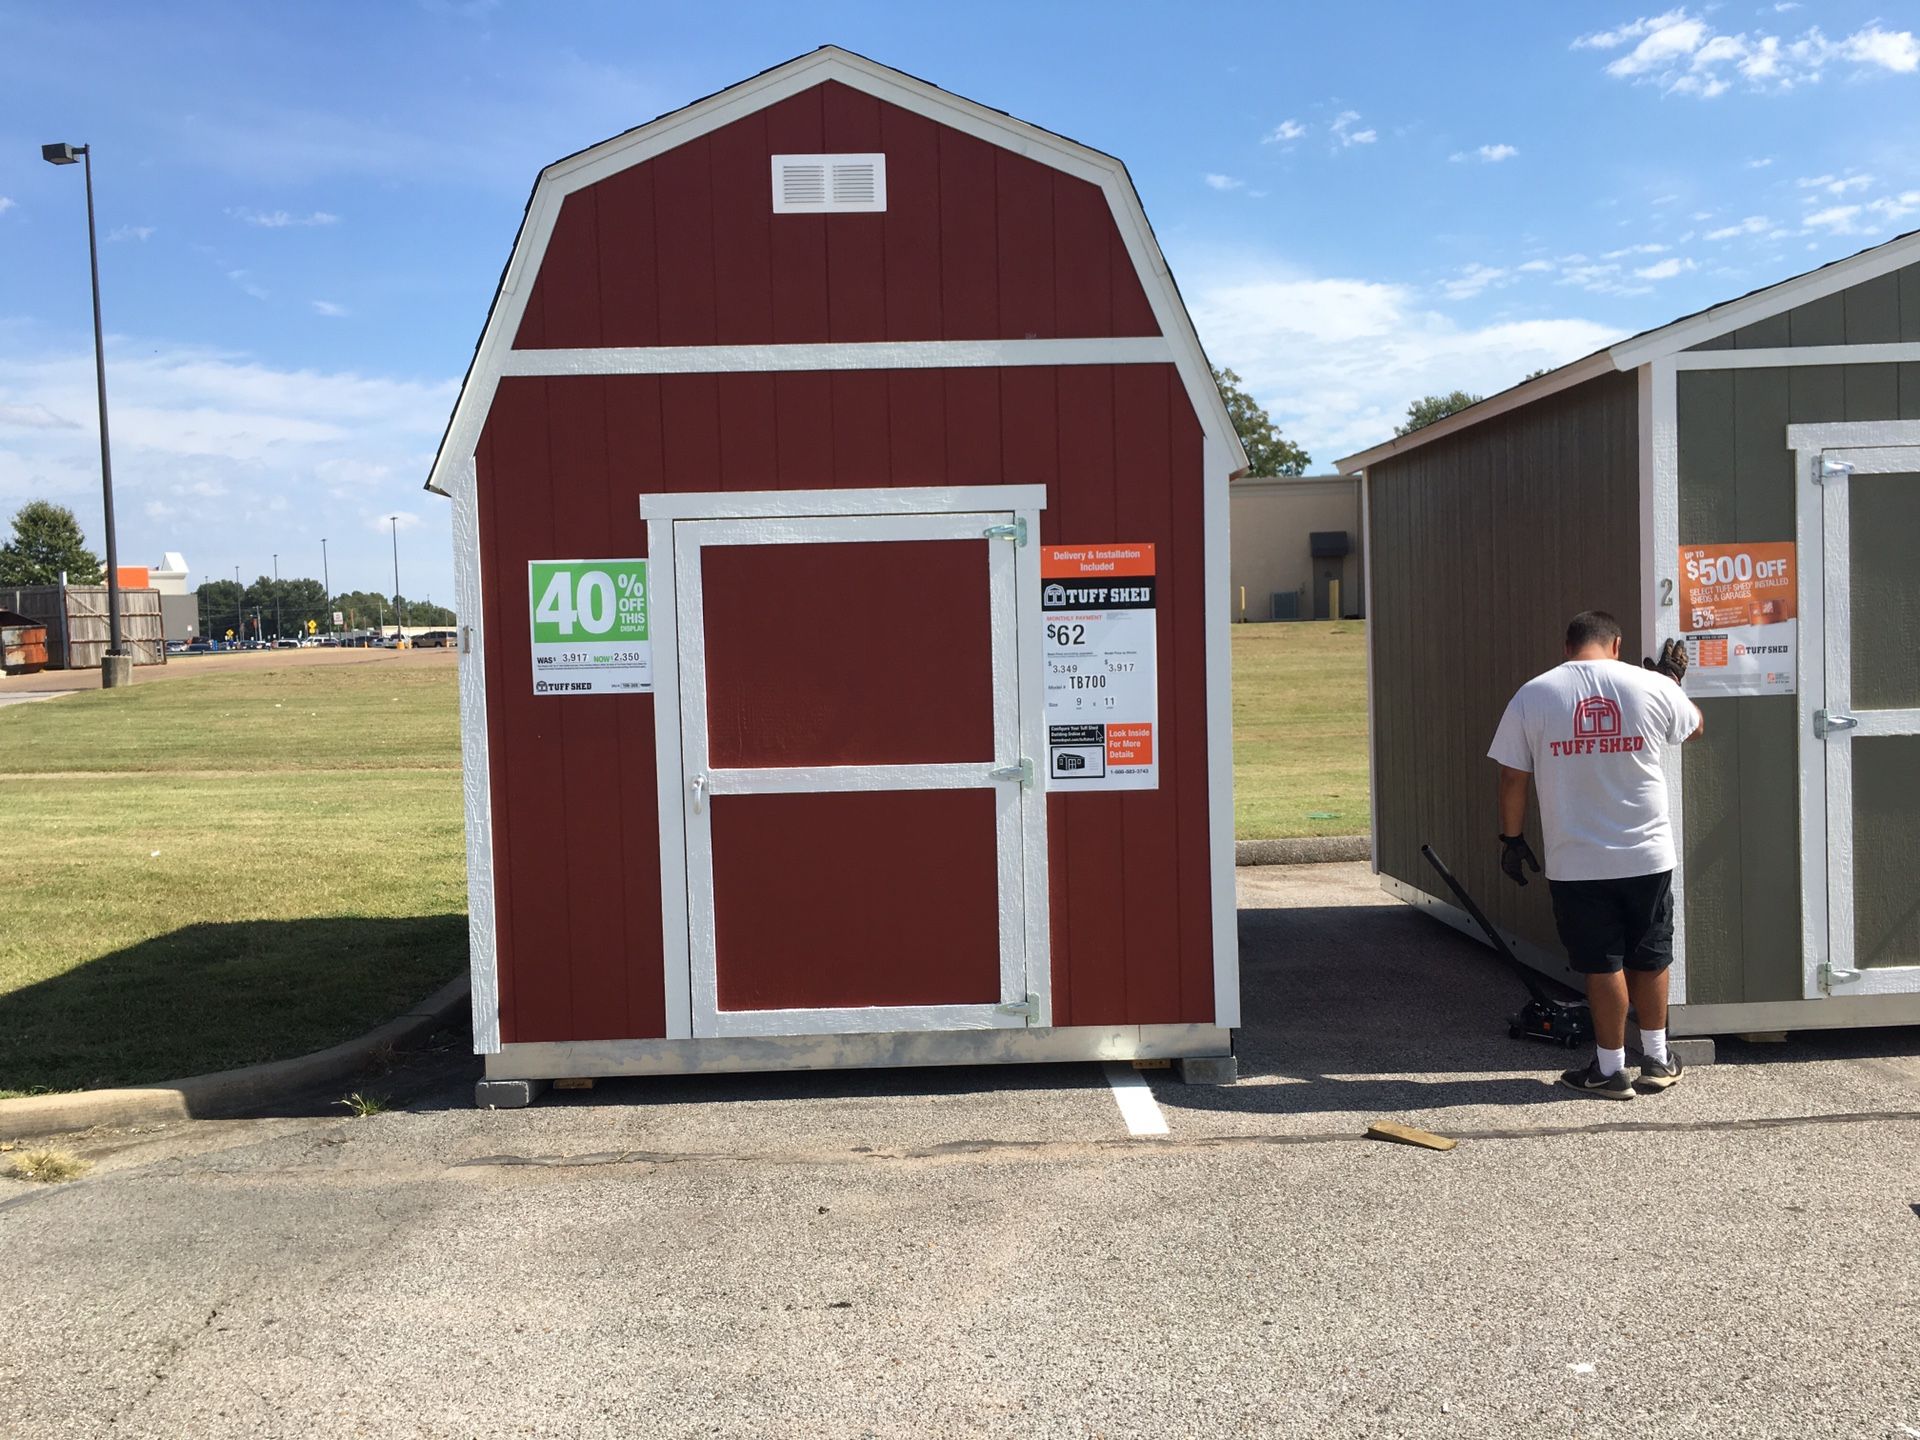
[1547,871,1675,975]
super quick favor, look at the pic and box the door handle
[689,772,708,813]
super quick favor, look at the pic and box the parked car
[186,640,214,654]
[274,638,300,649]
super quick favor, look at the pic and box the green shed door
[1815,446,1920,998]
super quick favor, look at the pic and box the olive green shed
[1339,231,1920,1038]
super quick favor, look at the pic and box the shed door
[1812,447,1920,999]
[672,511,1045,1038]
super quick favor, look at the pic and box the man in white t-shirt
[1488,610,1704,1100]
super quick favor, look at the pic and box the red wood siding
[701,539,994,768]
[477,364,1213,1043]
[710,789,1001,1010]
[512,81,1161,350]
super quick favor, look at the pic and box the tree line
[196,577,454,639]
[0,501,453,638]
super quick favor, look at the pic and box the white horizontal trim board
[707,762,1006,795]
[640,484,1047,520]
[1672,342,1920,371]
[483,1023,1234,1078]
[499,336,1174,377]
[1785,420,1920,455]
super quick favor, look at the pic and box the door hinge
[982,518,1027,546]
[1819,962,1862,990]
[989,757,1034,788]
[1816,457,1854,485]
[996,993,1041,1024]
[1814,709,1859,739]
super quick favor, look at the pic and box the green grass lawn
[1232,621,1370,841]
[0,658,465,1095]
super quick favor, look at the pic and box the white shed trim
[498,336,1177,377]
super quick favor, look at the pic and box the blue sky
[1,2,1915,604]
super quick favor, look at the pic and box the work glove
[1643,637,1688,685]
[1499,833,1541,887]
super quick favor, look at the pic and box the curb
[1235,835,1369,866]
[0,975,470,1141]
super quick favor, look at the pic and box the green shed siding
[1676,276,1920,1003]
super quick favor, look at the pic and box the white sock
[1641,1028,1670,1066]
[1595,1046,1626,1078]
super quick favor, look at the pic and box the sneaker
[1558,1060,1636,1100]
[1635,1053,1684,1093]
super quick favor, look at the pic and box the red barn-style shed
[427,48,1248,1102]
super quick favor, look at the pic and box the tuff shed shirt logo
[1552,695,1645,756]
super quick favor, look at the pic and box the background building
[1228,473,1364,622]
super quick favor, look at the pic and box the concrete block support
[1670,1037,1715,1067]
[475,1078,548,1110]
[101,653,132,689]
[1175,1054,1237,1085]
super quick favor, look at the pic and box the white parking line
[1103,1062,1170,1137]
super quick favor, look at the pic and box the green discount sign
[527,559,652,696]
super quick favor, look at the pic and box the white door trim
[1791,428,1920,999]
[646,489,1049,1040]
[642,484,1048,522]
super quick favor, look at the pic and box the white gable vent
[772,153,886,214]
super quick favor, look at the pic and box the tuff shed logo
[1552,695,1646,756]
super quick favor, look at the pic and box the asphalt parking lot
[6,863,1919,1438]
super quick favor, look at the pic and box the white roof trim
[1608,228,1920,370]
[1336,226,1920,475]
[426,46,1245,497]
[1333,353,1615,474]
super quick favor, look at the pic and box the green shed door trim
[1790,420,1920,1000]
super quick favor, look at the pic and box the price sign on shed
[1041,544,1158,790]
[528,559,652,695]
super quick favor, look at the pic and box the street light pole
[272,553,281,640]
[42,140,126,687]
[234,565,242,646]
[390,515,403,640]
[321,538,330,634]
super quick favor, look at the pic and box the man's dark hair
[1566,610,1623,651]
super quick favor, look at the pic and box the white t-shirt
[1488,660,1702,882]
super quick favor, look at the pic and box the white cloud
[1747,156,1775,168]
[0,336,456,598]
[1263,119,1307,144]
[0,402,80,430]
[108,225,156,243]
[1330,111,1378,148]
[1870,191,1920,222]
[1635,256,1698,279]
[1803,204,1864,232]
[0,197,16,216]
[228,207,341,228]
[1842,25,1920,72]
[1706,215,1772,239]
[1576,11,1920,95]
[1797,172,1873,194]
[1204,173,1246,191]
[1517,259,1556,273]
[311,299,349,317]
[1181,250,1621,461]
[1452,143,1519,163]
[1440,264,1512,301]
[226,269,269,301]
[1602,243,1671,257]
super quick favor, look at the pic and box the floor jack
[1420,844,1594,1049]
